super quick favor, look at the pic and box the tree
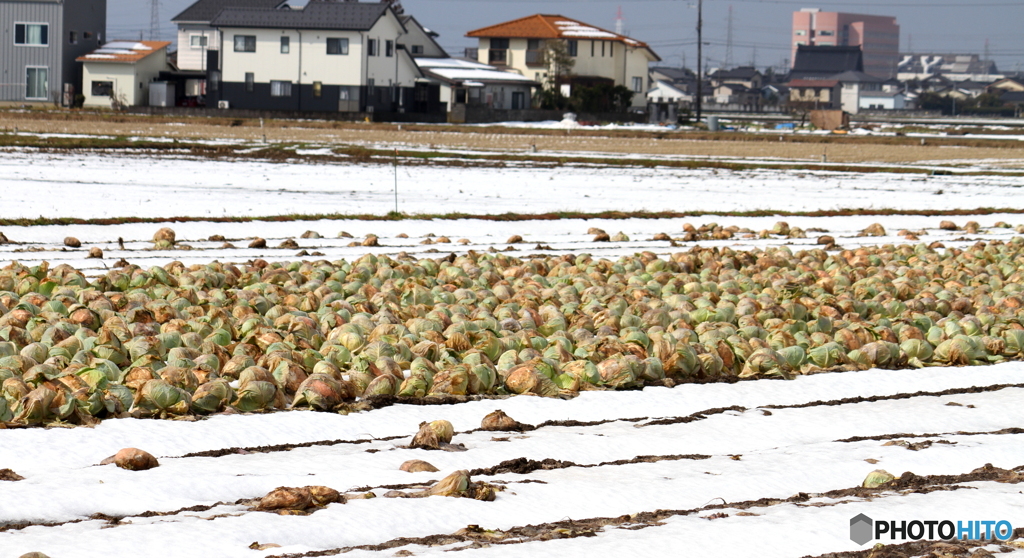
[544,39,575,90]
[534,40,575,109]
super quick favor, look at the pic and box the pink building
[791,8,899,78]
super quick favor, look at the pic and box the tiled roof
[466,14,649,48]
[211,1,390,31]
[172,0,286,23]
[76,41,171,64]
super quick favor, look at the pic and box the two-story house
[466,14,659,108]
[1,0,106,104]
[209,0,429,112]
[171,0,286,73]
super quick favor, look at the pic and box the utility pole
[696,0,703,124]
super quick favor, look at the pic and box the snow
[425,68,535,83]
[0,150,1020,222]
[3,364,1024,558]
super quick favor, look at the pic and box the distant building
[0,0,106,104]
[789,45,863,80]
[791,9,898,78]
[896,53,1000,82]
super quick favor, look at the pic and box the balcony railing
[488,48,508,65]
[525,49,545,66]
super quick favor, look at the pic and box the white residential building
[466,14,659,108]
[77,40,171,108]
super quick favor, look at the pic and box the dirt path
[3,111,1024,166]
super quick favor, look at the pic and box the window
[527,39,540,50]
[84,31,92,39]
[609,43,613,56]
[601,41,605,57]
[68,31,77,44]
[326,38,348,55]
[233,35,256,52]
[591,41,595,56]
[632,76,643,93]
[819,30,834,36]
[313,81,322,98]
[567,39,577,57]
[190,35,207,48]
[280,36,289,54]
[91,80,113,96]
[794,30,806,36]
[795,41,806,46]
[15,23,48,46]
[25,67,48,100]
[490,38,509,49]
[245,72,254,92]
[270,80,291,97]
[385,40,393,57]
[410,44,423,54]
[209,71,220,91]
[367,38,377,56]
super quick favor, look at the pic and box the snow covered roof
[415,58,493,70]
[76,41,171,64]
[466,14,658,60]
[422,67,539,85]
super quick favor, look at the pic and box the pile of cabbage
[3,237,1024,426]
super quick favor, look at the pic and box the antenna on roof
[149,0,159,40]
[725,5,733,68]
[615,6,624,36]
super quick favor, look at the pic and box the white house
[77,41,170,107]
[415,57,538,111]
[646,79,691,104]
[832,70,885,114]
[171,0,286,73]
[210,0,432,112]
[465,14,659,108]
[859,90,907,110]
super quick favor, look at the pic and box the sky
[107,0,1024,74]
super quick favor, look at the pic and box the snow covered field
[3,138,1024,558]
[0,149,1021,220]
[3,365,1024,558]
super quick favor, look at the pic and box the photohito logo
[850,514,1014,545]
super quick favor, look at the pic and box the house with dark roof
[0,0,106,104]
[209,0,438,113]
[465,14,659,108]
[710,66,762,90]
[171,0,286,72]
[789,45,863,80]
[831,70,884,114]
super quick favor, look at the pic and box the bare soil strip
[5,110,1024,165]
[263,464,1024,558]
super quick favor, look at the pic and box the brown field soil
[3,109,1024,166]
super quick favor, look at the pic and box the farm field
[2,115,1024,558]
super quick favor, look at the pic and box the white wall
[176,25,219,71]
[476,36,654,107]
[218,9,417,88]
